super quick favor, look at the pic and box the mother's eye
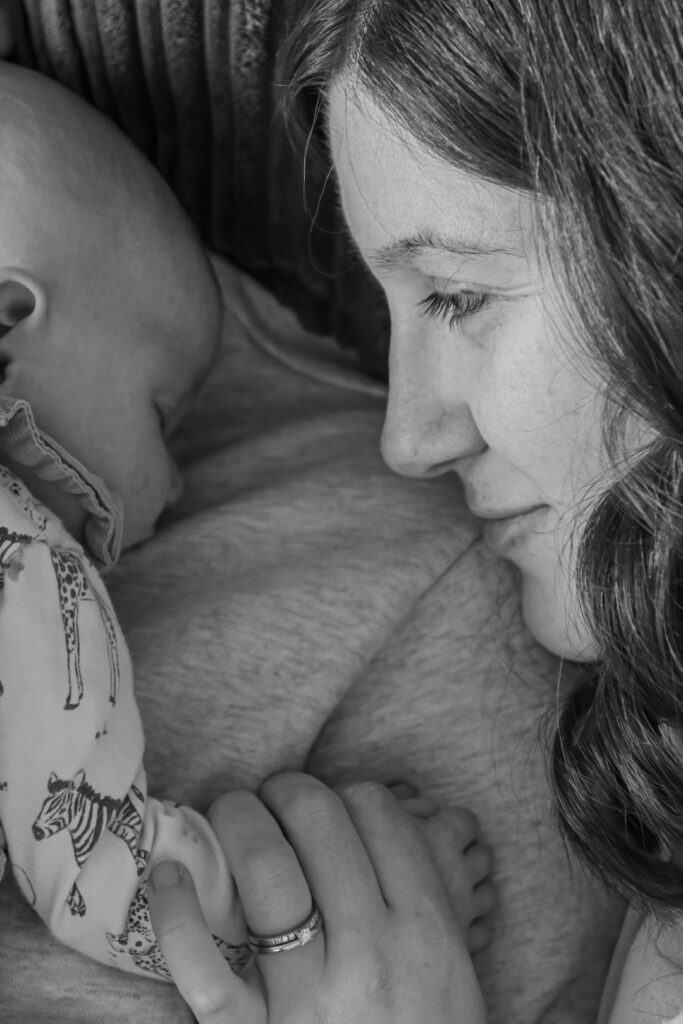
[418,289,491,329]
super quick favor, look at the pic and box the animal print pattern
[67,882,86,918]
[0,525,33,588]
[0,522,35,695]
[107,784,148,876]
[107,882,252,979]
[32,771,148,915]
[50,549,121,710]
[0,466,48,531]
[0,474,245,977]
[106,884,173,980]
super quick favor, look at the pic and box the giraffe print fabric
[0,465,245,978]
[49,549,121,710]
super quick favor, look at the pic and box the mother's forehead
[326,78,538,259]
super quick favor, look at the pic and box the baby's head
[0,63,221,549]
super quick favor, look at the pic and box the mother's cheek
[516,530,597,662]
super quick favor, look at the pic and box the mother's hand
[148,773,489,1024]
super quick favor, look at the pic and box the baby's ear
[0,271,47,339]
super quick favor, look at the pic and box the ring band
[247,905,323,954]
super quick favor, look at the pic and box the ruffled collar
[0,397,123,567]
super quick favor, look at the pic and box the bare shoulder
[601,911,683,1024]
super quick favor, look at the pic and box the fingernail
[149,861,184,892]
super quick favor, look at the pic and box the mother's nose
[380,342,485,478]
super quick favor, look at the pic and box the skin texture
[0,63,221,550]
[147,776,490,1024]
[327,80,651,662]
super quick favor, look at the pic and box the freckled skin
[328,80,651,660]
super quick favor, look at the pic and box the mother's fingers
[259,773,386,933]
[209,788,327,998]
[338,782,450,912]
[148,862,264,1024]
[209,790,314,938]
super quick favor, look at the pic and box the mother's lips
[467,503,548,521]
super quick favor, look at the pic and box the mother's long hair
[282,0,683,913]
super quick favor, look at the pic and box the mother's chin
[519,572,598,664]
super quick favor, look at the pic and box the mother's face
[329,81,615,661]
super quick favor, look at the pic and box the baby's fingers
[413,807,496,948]
[464,835,494,887]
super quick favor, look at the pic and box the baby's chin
[520,574,598,663]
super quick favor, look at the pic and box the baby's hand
[389,784,495,954]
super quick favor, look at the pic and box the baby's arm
[600,909,683,1023]
[0,507,245,980]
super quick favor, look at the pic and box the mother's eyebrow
[369,229,524,269]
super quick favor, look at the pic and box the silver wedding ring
[247,905,323,954]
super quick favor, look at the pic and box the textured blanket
[15,0,390,374]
